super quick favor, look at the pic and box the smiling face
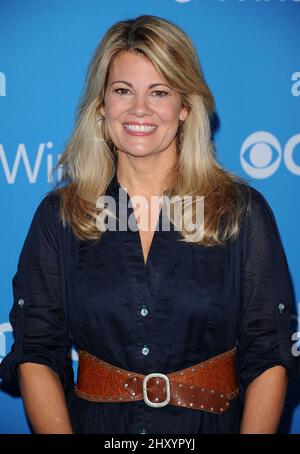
[100,51,188,158]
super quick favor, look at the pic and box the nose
[128,93,153,117]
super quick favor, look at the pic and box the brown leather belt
[75,348,239,414]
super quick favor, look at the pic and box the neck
[116,151,177,198]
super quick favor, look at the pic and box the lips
[123,123,157,135]
[123,122,157,126]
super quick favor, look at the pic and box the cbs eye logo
[240,131,300,179]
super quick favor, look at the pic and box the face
[100,51,188,157]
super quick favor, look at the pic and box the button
[142,345,150,356]
[278,303,285,312]
[140,429,147,434]
[141,306,148,317]
[18,298,25,308]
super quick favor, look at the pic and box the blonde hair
[53,14,251,246]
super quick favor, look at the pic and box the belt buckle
[143,373,171,408]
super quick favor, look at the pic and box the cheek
[157,102,183,124]
[105,103,119,119]
[103,94,124,118]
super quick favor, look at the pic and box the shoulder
[34,190,62,222]
[247,185,273,211]
[237,184,282,249]
[26,190,64,243]
[236,182,277,224]
[246,185,278,226]
[234,180,273,212]
[38,189,61,209]
[16,191,65,265]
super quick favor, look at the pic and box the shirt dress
[0,173,297,434]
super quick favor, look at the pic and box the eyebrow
[110,80,171,89]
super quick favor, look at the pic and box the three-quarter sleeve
[0,193,74,393]
[237,188,297,391]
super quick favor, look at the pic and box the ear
[179,106,188,122]
[99,105,106,117]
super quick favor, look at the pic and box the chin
[120,145,158,156]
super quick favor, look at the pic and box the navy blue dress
[0,174,297,434]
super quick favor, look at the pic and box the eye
[151,90,169,97]
[114,88,131,95]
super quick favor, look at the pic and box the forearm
[18,363,74,434]
[240,365,288,434]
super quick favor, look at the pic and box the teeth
[124,124,156,132]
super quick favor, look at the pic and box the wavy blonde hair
[53,14,251,246]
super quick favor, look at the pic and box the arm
[0,194,75,433]
[237,189,296,434]
[239,365,288,434]
[18,363,74,434]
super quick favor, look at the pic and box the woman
[0,15,297,434]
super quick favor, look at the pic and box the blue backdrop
[0,0,299,434]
